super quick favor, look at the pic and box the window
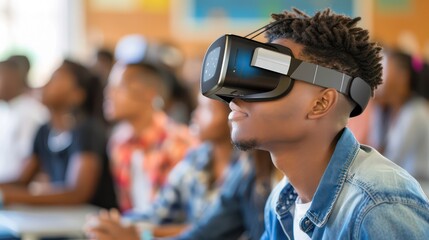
[0,0,82,87]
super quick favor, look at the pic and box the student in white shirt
[0,58,49,182]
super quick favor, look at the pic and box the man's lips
[228,101,248,121]
[228,110,248,121]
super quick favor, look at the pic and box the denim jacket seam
[354,199,429,239]
[348,175,429,208]
[312,140,360,227]
[346,176,378,202]
[354,199,378,239]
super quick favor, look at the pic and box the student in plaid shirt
[104,61,195,213]
[87,94,252,239]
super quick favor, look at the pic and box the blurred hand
[85,208,140,240]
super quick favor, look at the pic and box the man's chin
[232,139,258,151]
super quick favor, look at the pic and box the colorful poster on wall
[171,0,355,40]
[191,0,354,20]
[91,0,169,13]
[138,0,169,13]
[91,0,137,12]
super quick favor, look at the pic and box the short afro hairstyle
[265,8,383,93]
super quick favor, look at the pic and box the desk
[0,205,100,240]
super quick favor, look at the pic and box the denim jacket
[261,128,429,239]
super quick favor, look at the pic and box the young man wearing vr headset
[82,8,429,240]
[200,8,429,239]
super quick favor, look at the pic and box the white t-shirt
[293,197,312,240]
[131,150,152,213]
[0,94,49,182]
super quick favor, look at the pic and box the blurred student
[85,149,274,240]
[0,58,49,182]
[162,69,195,125]
[0,59,117,209]
[176,149,276,240]
[148,96,236,228]
[90,48,115,87]
[154,42,195,125]
[104,62,194,214]
[114,35,195,124]
[87,95,254,239]
[369,49,429,190]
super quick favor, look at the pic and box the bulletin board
[171,0,356,40]
[191,0,353,20]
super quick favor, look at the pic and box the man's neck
[270,130,341,203]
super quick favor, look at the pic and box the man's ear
[307,88,338,119]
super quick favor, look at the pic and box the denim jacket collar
[306,128,359,227]
[276,128,360,232]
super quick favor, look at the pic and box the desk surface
[0,205,100,238]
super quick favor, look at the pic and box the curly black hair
[265,8,383,93]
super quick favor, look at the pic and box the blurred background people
[147,96,235,231]
[1,1,429,239]
[87,95,247,239]
[0,57,49,183]
[86,148,276,240]
[0,59,117,209]
[104,61,195,214]
[368,49,429,193]
[175,149,276,240]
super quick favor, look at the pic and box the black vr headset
[200,22,372,117]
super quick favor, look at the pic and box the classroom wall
[85,0,429,59]
[372,0,429,58]
[84,0,209,59]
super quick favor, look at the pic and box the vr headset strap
[251,47,372,116]
[289,61,353,95]
[252,47,352,94]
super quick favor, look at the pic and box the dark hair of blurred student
[0,60,27,101]
[416,61,429,100]
[0,59,117,209]
[90,48,115,88]
[163,69,196,125]
[7,55,31,81]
